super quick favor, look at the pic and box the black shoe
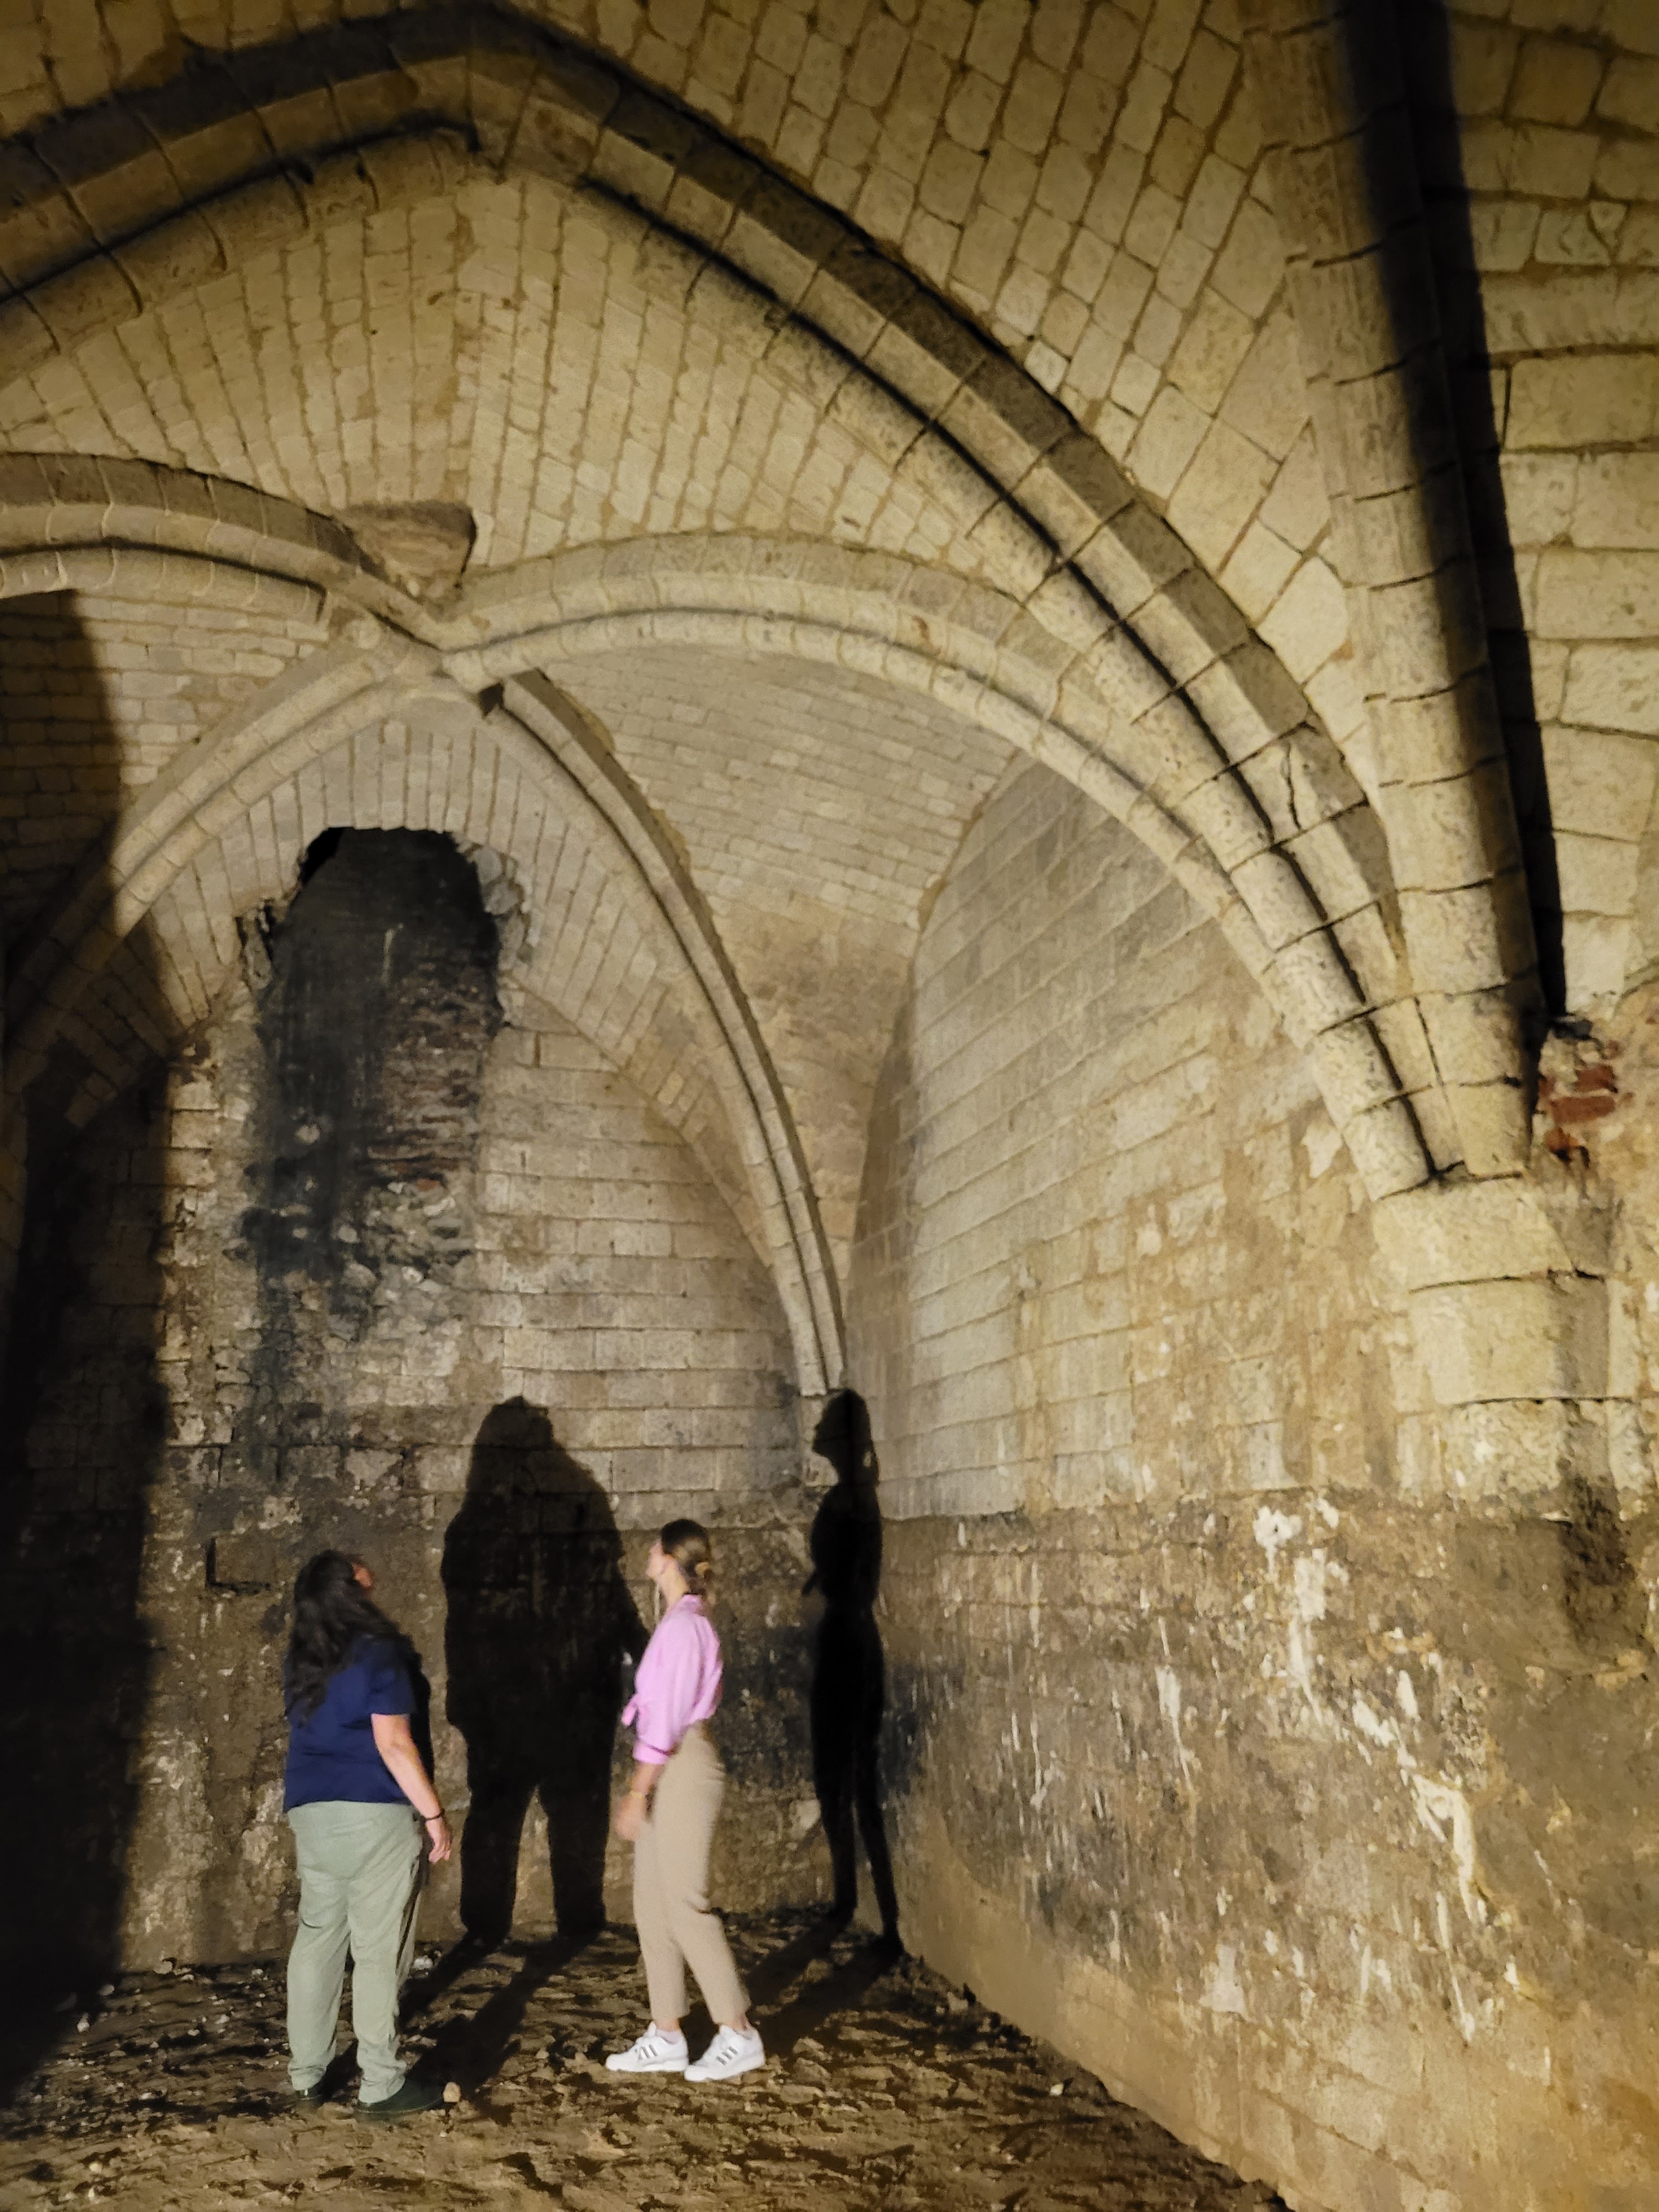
[287,2083,325,2107]
[360,2077,444,2120]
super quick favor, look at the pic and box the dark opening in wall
[296,826,346,885]
[237,828,503,1486]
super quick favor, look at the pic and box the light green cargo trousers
[286,1801,425,2104]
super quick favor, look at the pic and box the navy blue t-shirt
[284,1638,415,1811]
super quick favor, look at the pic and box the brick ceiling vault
[0,3,1559,1212]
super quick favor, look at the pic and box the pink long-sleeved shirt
[622,1594,723,1764]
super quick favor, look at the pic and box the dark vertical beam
[1240,0,1543,1177]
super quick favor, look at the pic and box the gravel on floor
[0,1914,1286,2210]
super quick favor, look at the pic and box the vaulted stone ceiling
[1,9,1658,2211]
[0,0,1644,1434]
[558,642,1014,1271]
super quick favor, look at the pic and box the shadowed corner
[0,594,166,2107]
[442,1398,646,1949]
[1391,0,1562,1019]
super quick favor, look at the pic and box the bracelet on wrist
[423,1809,445,1821]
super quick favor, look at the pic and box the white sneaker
[685,2025,765,2083]
[605,2025,688,2074]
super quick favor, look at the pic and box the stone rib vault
[1,2,1656,2207]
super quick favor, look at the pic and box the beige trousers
[634,1726,747,2027]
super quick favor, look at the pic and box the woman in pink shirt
[605,1520,765,2084]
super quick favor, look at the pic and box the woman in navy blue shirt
[283,1551,450,2118]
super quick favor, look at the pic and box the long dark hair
[284,1550,410,1721]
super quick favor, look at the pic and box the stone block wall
[0,4,1654,2202]
[849,755,1659,2210]
[0,589,328,938]
[852,752,1400,1522]
[0,830,823,1986]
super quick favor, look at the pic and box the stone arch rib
[0,4,1517,1192]
[0,455,435,634]
[454,539,1433,1204]
[497,673,844,1392]
[0,488,1433,1203]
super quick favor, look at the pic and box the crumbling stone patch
[1536,1023,1621,1158]
[0,1917,1285,2212]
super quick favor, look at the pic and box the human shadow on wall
[0,594,163,2098]
[806,1389,899,1945]
[442,1400,645,1943]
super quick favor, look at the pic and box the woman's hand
[371,1712,452,1859]
[614,1791,648,1844]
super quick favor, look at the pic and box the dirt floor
[0,1915,1284,2210]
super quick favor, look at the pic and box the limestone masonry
[0,2,1656,2208]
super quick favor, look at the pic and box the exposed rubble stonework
[855,759,1659,2208]
[1,2,1656,2208]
